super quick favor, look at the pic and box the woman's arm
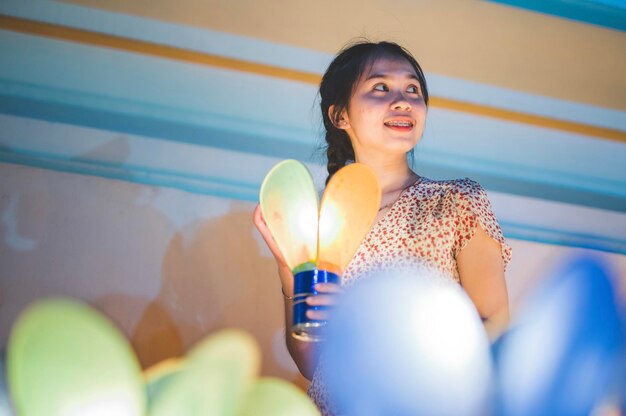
[253,205,320,380]
[456,225,509,337]
[278,264,322,380]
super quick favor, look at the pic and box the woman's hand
[255,203,341,379]
[252,204,289,269]
[305,282,342,320]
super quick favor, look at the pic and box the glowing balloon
[260,160,381,341]
[318,163,381,275]
[259,160,381,275]
[150,329,260,416]
[7,298,145,416]
[259,159,318,273]
[238,378,320,416]
[495,256,624,416]
[322,270,493,416]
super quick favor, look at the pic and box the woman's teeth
[385,121,412,127]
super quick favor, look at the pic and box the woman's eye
[373,83,389,92]
[407,85,420,94]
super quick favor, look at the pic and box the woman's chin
[384,137,419,154]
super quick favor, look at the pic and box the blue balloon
[495,255,625,416]
[321,271,494,416]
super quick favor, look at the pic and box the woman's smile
[383,117,415,132]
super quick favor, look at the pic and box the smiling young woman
[253,40,511,416]
[333,57,427,158]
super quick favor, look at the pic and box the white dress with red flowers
[307,176,512,415]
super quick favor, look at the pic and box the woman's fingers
[253,204,270,236]
[306,309,331,321]
[304,283,342,320]
[306,283,342,306]
[306,293,336,306]
[314,283,342,294]
[252,204,289,268]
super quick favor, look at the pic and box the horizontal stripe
[1,151,624,254]
[2,92,625,212]
[1,14,624,144]
[2,113,624,254]
[489,0,626,32]
[430,97,626,143]
[501,221,626,255]
[0,151,261,202]
[0,15,320,84]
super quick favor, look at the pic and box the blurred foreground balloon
[148,329,261,415]
[495,255,625,416]
[322,271,493,416]
[7,298,145,416]
[145,328,321,416]
[7,298,320,415]
[238,378,321,416]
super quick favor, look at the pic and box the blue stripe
[502,221,626,254]
[1,149,624,254]
[3,88,626,213]
[489,0,626,32]
[0,149,261,202]
[0,93,315,161]
[412,161,626,214]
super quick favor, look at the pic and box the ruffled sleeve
[452,178,512,271]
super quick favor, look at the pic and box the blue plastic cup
[292,268,340,342]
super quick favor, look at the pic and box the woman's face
[335,56,427,159]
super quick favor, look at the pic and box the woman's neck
[354,153,417,194]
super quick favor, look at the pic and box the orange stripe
[431,97,626,143]
[1,15,624,143]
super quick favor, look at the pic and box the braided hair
[319,41,429,184]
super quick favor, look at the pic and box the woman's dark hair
[320,40,429,184]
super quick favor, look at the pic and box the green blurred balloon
[239,378,320,416]
[150,329,260,416]
[144,357,185,411]
[260,159,319,273]
[7,298,145,416]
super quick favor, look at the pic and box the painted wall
[1,0,625,392]
[59,0,626,110]
[0,162,302,381]
[2,160,625,388]
[2,1,624,213]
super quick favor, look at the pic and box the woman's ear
[328,105,349,130]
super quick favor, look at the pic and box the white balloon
[323,270,493,416]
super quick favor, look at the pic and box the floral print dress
[307,176,512,415]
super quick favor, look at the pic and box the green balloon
[150,329,260,416]
[144,357,185,411]
[7,298,145,416]
[260,159,319,272]
[239,378,320,416]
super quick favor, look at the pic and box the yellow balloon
[318,163,381,275]
[7,298,145,416]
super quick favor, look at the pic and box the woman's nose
[390,93,412,111]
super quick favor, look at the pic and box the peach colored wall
[60,0,626,110]
[1,2,624,394]
[0,163,307,387]
[2,163,624,392]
